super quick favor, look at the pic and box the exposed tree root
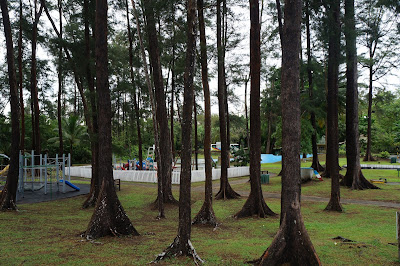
[234,192,276,218]
[320,170,329,178]
[341,169,379,190]
[0,187,17,211]
[82,192,97,209]
[164,193,179,204]
[153,193,179,208]
[351,173,379,190]
[311,161,325,172]
[150,197,179,210]
[252,213,321,265]
[0,197,17,211]
[321,172,344,180]
[215,182,240,200]
[153,236,204,264]
[84,189,139,239]
[363,155,376,162]
[324,196,343,212]
[192,202,217,227]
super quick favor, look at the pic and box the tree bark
[131,0,165,217]
[18,0,25,152]
[171,29,176,163]
[57,0,64,156]
[324,0,343,212]
[342,0,378,190]
[194,97,198,170]
[154,0,202,262]
[192,0,217,227]
[0,0,21,211]
[364,64,375,161]
[235,0,275,219]
[306,0,324,172]
[30,0,43,158]
[126,0,143,171]
[82,0,100,209]
[84,0,138,239]
[215,0,240,200]
[144,0,177,205]
[255,0,321,263]
[244,74,250,148]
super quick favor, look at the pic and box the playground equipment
[370,178,387,184]
[17,151,77,200]
[113,150,157,171]
[0,164,9,177]
[147,145,155,159]
[300,167,324,182]
[0,154,10,192]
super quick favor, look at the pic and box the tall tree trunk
[324,0,343,212]
[222,0,231,165]
[254,0,320,263]
[193,0,217,226]
[364,65,374,161]
[82,0,100,209]
[266,114,272,154]
[154,0,202,262]
[84,0,138,239]
[18,0,25,152]
[30,0,43,157]
[144,0,177,205]
[131,0,165,217]
[342,0,378,189]
[171,26,176,163]
[244,74,250,148]
[194,96,198,170]
[0,0,21,211]
[235,0,275,219]
[126,0,143,171]
[31,99,35,150]
[57,0,64,156]
[171,70,175,163]
[215,0,240,200]
[275,0,283,179]
[306,0,324,172]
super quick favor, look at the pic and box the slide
[0,165,9,176]
[60,179,80,191]
[314,170,323,181]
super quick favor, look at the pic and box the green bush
[233,148,249,166]
[379,151,390,159]
[339,144,346,156]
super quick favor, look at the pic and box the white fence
[70,166,250,184]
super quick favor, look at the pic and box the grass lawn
[1,158,400,265]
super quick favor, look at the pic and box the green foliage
[378,151,390,159]
[339,144,346,156]
[232,147,249,166]
[358,90,400,154]
[0,114,11,154]
[47,115,90,162]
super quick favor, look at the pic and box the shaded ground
[17,182,90,204]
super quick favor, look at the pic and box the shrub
[379,151,390,159]
[233,148,249,166]
[339,144,346,156]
